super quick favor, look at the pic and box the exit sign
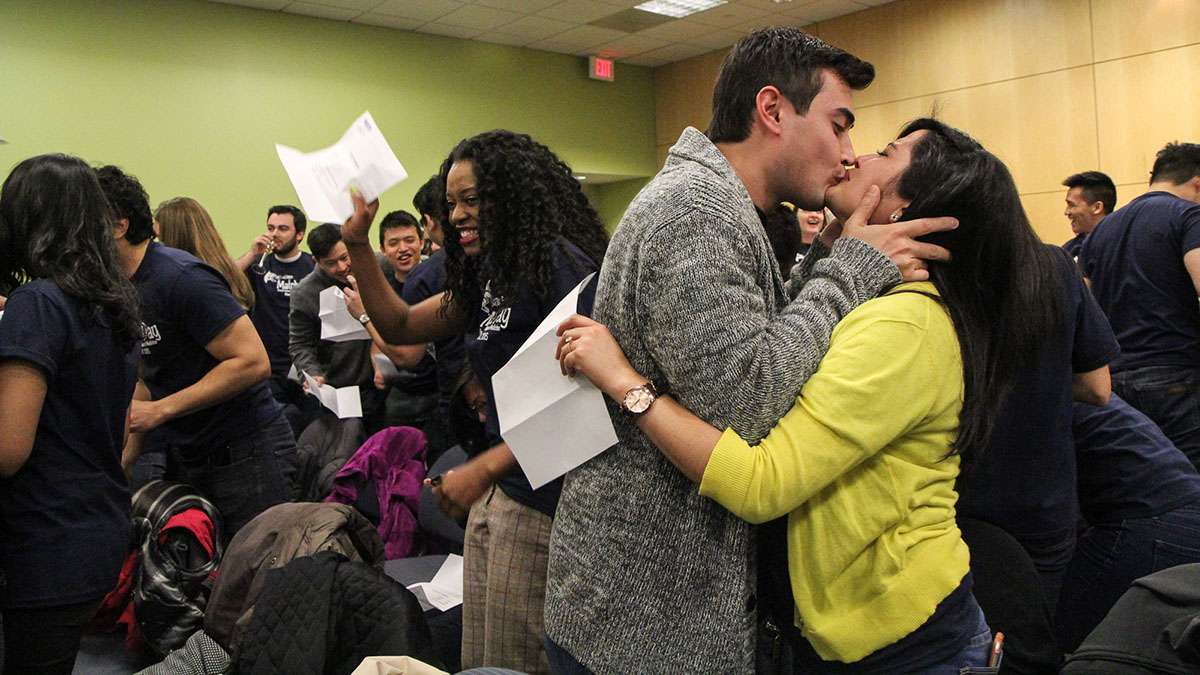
[589,56,615,82]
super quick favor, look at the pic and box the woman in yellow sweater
[556,118,1062,673]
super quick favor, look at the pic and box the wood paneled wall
[653,0,1200,244]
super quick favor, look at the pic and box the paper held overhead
[492,273,618,489]
[275,111,408,224]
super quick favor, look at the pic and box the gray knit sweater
[544,128,902,674]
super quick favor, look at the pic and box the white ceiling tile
[686,2,770,27]
[371,0,463,21]
[534,23,627,49]
[527,39,585,55]
[536,0,626,24]
[591,32,671,58]
[684,26,746,49]
[635,42,714,62]
[353,11,424,28]
[636,18,720,41]
[283,2,361,20]
[420,21,485,38]
[730,14,797,31]
[474,0,560,11]
[778,0,868,22]
[436,4,523,28]
[209,0,291,10]
[472,31,533,45]
[622,52,670,66]
[294,0,382,10]
[495,14,575,40]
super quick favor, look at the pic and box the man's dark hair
[95,165,154,245]
[707,27,874,144]
[307,222,342,259]
[1150,142,1200,186]
[412,174,444,221]
[267,204,307,233]
[378,210,423,248]
[1063,171,1117,215]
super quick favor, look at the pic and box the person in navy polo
[1083,142,1200,469]
[99,165,296,539]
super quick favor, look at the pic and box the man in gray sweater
[544,28,957,673]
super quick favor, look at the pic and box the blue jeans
[1056,503,1200,651]
[1113,365,1200,470]
[175,413,297,541]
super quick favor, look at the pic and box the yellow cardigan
[700,282,970,663]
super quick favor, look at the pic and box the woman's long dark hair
[0,154,142,344]
[895,119,1062,465]
[439,130,608,318]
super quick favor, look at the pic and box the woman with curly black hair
[342,129,607,673]
[0,154,142,673]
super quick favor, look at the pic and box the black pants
[175,413,298,542]
[3,599,101,675]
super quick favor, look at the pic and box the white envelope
[319,285,371,342]
[302,371,363,419]
[372,351,400,380]
[492,273,618,489]
[276,111,408,224]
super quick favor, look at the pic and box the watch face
[625,387,654,413]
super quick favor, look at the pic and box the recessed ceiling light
[575,175,588,181]
[634,0,727,19]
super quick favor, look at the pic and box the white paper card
[319,285,371,342]
[275,111,408,224]
[372,351,400,380]
[302,371,363,419]
[406,554,463,612]
[492,273,617,489]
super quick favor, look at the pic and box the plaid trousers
[462,485,553,674]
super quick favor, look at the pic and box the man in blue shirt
[100,166,296,539]
[1083,142,1200,469]
[235,205,316,434]
[1061,171,1115,261]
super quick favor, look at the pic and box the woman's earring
[889,210,902,223]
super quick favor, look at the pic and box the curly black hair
[438,130,608,319]
[0,154,142,345]
[95,165,154,245]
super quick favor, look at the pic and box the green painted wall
[585,178,651,234]
[0,0,657,250]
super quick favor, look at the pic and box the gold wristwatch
[621,382,659,415]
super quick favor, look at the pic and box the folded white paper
[303,371,363,419]
[276,111,408,224]
[406,554,463,612]
[492,273,617,489]
[372,351,400,380]
[319,285,371,342]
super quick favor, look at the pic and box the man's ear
[297,229,305,243]
[1090,201,1105,216]
[754,86,786,137]
[112,217,130,241]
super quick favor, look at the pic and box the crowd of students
[3,24,1200,675]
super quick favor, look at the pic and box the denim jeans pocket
[1152,538,1200,571]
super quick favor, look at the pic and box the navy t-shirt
[402,249,465,403]
[247,252,314,378]
[465,238,599,518]
[1063,233,1085,261]
[0,280,138,608]
[1074,393,1200,523]
[1083,191,1200,372]
[134,243,280,457]
[383,268,437,396]
[958,247,1119,546]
